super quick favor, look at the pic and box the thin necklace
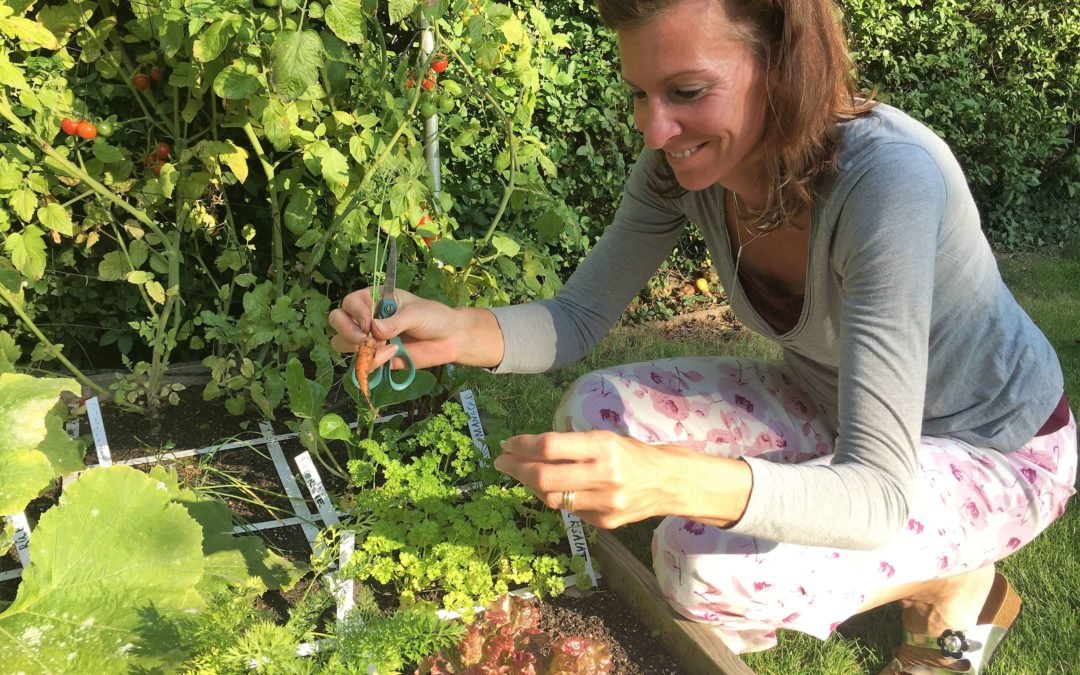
[731,192,772,279]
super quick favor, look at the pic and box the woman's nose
[635,99,680,150]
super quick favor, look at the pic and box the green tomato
[438,95,455,113]
[420,100,437,119]
[259,0,279,6]
[96,120,115,137]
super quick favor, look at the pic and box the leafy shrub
[843,0,1080,248]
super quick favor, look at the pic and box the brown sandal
[881,572,1022,674]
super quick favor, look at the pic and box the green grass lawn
[470,247,1080,674]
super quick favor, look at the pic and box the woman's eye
[629,89,646,100]
[674,88,704,101]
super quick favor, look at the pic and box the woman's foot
[881,568,1022,674]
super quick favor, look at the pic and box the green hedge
[844,0,1080,248]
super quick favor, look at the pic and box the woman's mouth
[667,143,705,160]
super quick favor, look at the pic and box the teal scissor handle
[350,336,416,391]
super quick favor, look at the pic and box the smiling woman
[329,1,1076,673]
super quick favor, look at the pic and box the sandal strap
[901,628,983,658]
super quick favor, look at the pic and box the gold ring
[561,490,576,512]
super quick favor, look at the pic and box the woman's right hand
[328,288,504,372]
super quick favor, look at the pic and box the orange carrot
[355,335,377,411]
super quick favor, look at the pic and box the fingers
[493,430,650,529]
[329,289,373,352]
[329,288,414,352]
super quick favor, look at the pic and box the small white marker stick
[8,512,32,568]
[85,397,112,466]
[458,390,491,459]
[561,510,598,588]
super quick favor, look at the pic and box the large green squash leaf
[0,466,205,672]
[145,467,307,592]
[0,373,80,516]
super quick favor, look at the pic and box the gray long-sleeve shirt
[489,103,1064,549]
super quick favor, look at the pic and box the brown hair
[598,0,875,230]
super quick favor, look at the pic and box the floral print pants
[553,357,1077,654]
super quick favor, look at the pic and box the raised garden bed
[2,378,755,672]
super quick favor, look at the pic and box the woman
[329,0,1076,671]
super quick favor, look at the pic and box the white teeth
[668,145,700,159]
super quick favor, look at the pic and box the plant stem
[242,122,285,298]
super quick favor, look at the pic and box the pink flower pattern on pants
[553,357,1078,654]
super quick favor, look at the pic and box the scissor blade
[381,236,398,304]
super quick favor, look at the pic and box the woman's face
[619,0,770,193]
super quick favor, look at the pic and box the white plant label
[561,510,598,587]
[9,512,31,567]
[294,452,340,527]
[458,389,490,459]
[294,451,354,619]
[85,397,112,466]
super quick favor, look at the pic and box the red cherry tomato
[150,67,164,81]
[154,142,171,160]
[432,55,448,73]
[151,162,163,177]
[421,77,436,91]
[76,120,98,140]
[422,236,437,248]
[61,117,79,135]
[133,74,150,91]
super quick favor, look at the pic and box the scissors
[351,236,417,391]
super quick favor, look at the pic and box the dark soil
[541,591,682,674]
[4,376,689,673]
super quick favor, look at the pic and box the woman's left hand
[494,429,675,529]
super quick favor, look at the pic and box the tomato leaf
[9,188,36,223]
[388,0,420,23]
[284,189,315,236]
[261,97,298,151]
[36,203,72,236]
[430,239,474,267]
[0,48,28,90]
[270,30,325,102]
[97,251,125,281]
[213,60,261,100]
[4,226,46,280]
[90,141,125,164]
[5,16,59,50]
[325,0,367,44]
[145,280,165,304]
[192,19,236,62]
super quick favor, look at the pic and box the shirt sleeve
[730,143,946,549]
[489,149,688,373]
